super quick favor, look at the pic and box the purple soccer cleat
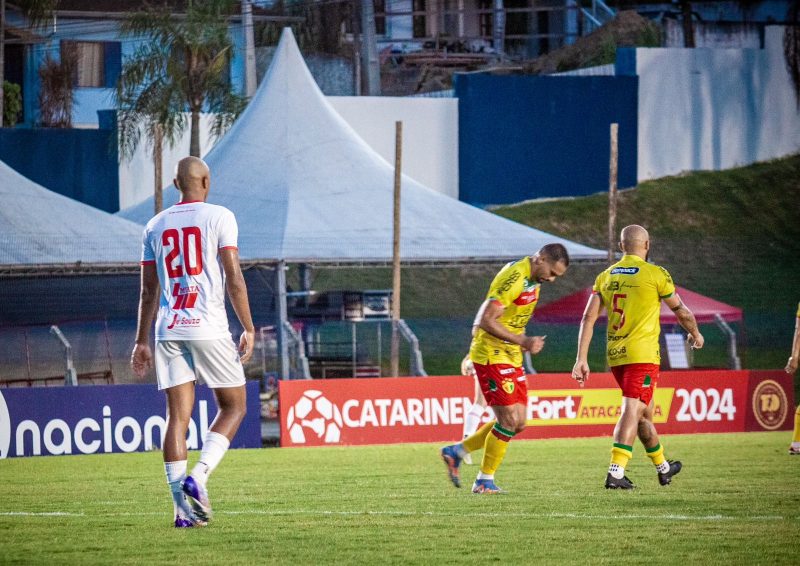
[182,475,212,522]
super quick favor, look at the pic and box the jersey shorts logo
[501,379,515,394]
[610,267,640,275]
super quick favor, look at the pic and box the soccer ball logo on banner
[286,390,343,444]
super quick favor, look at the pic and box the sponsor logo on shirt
[166,314,202,330]
[610,267,640,275]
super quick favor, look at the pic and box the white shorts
[155,339,246,391]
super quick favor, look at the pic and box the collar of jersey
[176,200,204,205]
[620,254,645,263]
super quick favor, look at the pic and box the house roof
[534,285,743,324]
[117,28,606,265]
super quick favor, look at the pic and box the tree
[0,0,57,126]
[116,0,245,168]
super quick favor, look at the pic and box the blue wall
[0,123,119,213]
[455,73,638,206]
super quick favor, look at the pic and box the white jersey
[141,201,239,341]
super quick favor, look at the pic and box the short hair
[539,243,570,266]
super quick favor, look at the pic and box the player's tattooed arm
[664,294,704,349]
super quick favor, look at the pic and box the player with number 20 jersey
[142,201,239,341]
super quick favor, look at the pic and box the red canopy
[535,286,743,325]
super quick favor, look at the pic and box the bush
[3,81,22,127]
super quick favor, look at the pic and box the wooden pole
[390,121,403,377]
[153,122,163,215]
[608,122,618,264]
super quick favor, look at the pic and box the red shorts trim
[611,363,660,405]
[473,362,528,406]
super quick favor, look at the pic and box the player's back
[142,201,239,341]
[593,254,675,366]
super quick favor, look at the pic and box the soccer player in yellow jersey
[441,243,569,493]
[784,301,800,455]
[572,225,704,489]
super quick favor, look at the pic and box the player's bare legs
[184,384,248,522]
[638,399,682,485]
[209,385,247,440]
[164,382,195,462]
[163,382,204,526]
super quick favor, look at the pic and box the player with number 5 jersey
[131,157,255,529]
[572,225,704,490]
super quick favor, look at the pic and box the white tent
[117,28,605,265]
[0,160,142,269]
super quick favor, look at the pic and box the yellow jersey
[592,254,676,367]
[470,258,540,367]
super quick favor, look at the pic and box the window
[61,41,121,88]
[374,0,386,36]
[413,0,427,38]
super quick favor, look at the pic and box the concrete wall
[627,26,800,182]
[455,73,638,206]
[328,97,459,199]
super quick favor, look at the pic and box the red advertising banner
[278,370,794,447]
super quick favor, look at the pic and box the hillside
[307,155,800,375]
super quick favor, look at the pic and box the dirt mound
[520,10,660,75]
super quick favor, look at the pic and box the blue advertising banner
[0,381,261,458]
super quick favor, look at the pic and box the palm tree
[116,0,246,212]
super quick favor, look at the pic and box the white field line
[0,509,793,521]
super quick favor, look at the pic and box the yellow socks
[645,443,666,466]
[479,423,515,476]
[793,405,800,444]
[462,420,494,453]
[609,443,633,478]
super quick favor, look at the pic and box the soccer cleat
[789,446,800,456]
[658,460,683,486]
[182,475,213,522]
[174,515,196,528]
[471,478,504,494]
[440,445,464,488]
[605,473,636,490]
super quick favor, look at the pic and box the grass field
[2,432,798,564]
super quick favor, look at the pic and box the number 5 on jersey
[612,293,626,331]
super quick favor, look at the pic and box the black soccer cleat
[605,473,635,490]
[658,460,682,486]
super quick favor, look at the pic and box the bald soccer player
[572,225,704,489]
[131,157,255,527]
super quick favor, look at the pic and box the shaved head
[174,156,210,201]
[620,224,649,255]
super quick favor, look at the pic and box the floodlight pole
[390,121,403,377]
[276,260,290,379]
[608,123,618,264]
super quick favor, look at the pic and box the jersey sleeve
[217,209,239,250]
[656,266,676,299]
[486,262,525,307]
[140,227,155,265]
[591,272,604,304]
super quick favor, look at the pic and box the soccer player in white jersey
[131,156,255,528]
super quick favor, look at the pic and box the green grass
[299,155,800,376]
[1,432,798,564]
